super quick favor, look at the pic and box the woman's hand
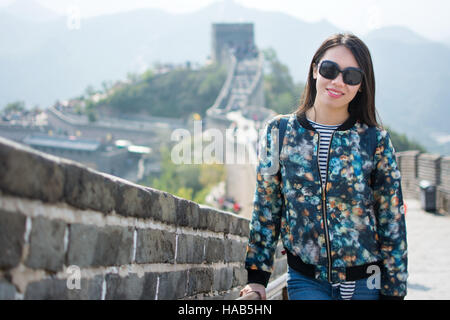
[239,283,266,300]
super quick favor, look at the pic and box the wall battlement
[2,139,448,300]
[0,136,287,300]
[396,151,450,214]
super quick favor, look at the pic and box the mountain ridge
[1,0,448,154]
[1,0,61,22]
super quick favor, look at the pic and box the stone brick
[0,280,16,300]
[0,209,26,269]
[95,226,134,266]
[66,224,97,267]
[229,215,241,235]
[224,239,232,263]
[198,205,209,230]
[232,266,247,287]
[224,239,247,263]
[204,237,225,263]
[176,198,200,228]
[25,278,67,300]
[157,271,187,300]
[25,276,103,300]
[140,272,158,300]
[227,213,250,237]
[25,217,66,272]
[213,267,233,292]
[135,229,175,264]
[115,183,156,219]
[187,268,213,296]
[0,137,64,202]
[202,207,230,233]
[63,163,117,214]
[156,191,177,225]
[66,275,103,300]
[176,234,204,264]
[236,218,250,237]
[105,273,144,300]
[67,224,134,267]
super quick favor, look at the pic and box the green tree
[87,111,97,122]
[141,145,225,204]
[90,64,227,119]
[126,72,139,83]
[3,101,26,113]
[386,125,427,153]
[86,101,97,122]
[263,48,304,114]
[141,69,154,82]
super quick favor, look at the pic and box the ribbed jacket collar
[296,111,357,131]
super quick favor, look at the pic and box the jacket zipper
[316,131,334,283]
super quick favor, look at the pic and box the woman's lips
[326,88,344,98]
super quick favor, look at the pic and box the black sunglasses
[318,60,364,86]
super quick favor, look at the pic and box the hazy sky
[1,0,450,43]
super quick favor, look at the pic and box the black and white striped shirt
[308,119,339,187]
[308,118,356,300]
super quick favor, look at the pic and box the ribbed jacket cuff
[246,269,271,288]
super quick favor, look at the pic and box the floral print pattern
[245,113,408,297]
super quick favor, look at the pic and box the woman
[240,33,407,300]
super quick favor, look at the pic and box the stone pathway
[404,198,450,299]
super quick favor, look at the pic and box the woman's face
[312,45,362,112]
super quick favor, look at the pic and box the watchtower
[211,23,255,64]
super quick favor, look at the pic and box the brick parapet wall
[0,137,287,300]
[437,156,450,214]
[396,151,449,214]
[396,151,421,199]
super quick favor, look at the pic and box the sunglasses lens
[344,69,363,85]
[319,60,363,85]
[319,61,339,80]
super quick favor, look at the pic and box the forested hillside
[89,63,227,119]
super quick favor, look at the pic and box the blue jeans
[287,266,380,300]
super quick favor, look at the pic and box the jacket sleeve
[372,129,408,298]
[245,117,284,287]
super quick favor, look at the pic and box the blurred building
[22,134,138,178]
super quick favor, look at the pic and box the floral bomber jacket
[245,112,408,299]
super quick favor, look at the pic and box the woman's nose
[331,72,345,86]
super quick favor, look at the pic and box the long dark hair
[296,33,381,127]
